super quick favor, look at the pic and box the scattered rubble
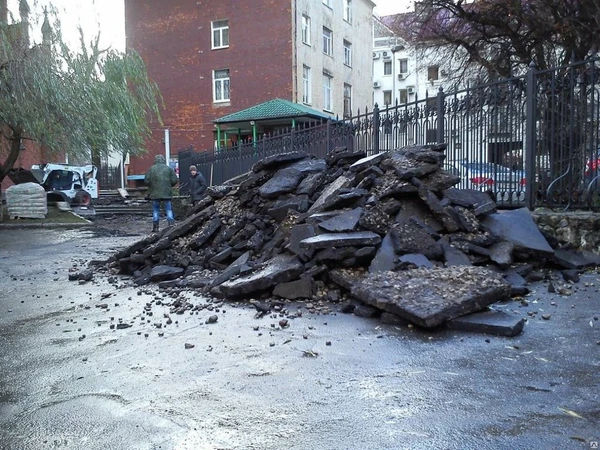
[93,144,599,333]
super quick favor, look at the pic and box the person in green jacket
[145,154,179,232]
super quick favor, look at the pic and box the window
[301,15,311,45]
[428,65,439,81]
[384,61,392,75]
[322,27,332,55]
[399,58,408,74]
[211,20,229,49]
[343,0,352,23]
[323,74,332,111]
[383,90,392,106]
[322,0,331,7]
[303,65,311,104]
[343,40,352,66]
[399,88,408,104]
[343,83,352,118]
[213,69,230,102]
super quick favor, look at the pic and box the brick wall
[1,142,48,192]
[125,0,294,176]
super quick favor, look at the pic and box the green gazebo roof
[214,98,335,124]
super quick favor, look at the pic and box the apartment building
[373,12,527,174]
[124,0,375,176]
[373,14,453,111]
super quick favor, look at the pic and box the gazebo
[212,98,336,149]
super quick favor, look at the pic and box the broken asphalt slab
[350,266,511,328]
[481,208,554,258]
[213,254,304,297]
[446,309,526,337]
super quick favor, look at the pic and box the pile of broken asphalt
[86,144,600,336]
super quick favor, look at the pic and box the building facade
[372,15,453,113]
[124,0,375,176]
[373,12,525,168]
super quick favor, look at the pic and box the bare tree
[383,1,600,205]
[0,1,162,187]
[390,0,600,80]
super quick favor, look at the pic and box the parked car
[584,152,600,189]
[444,161,526,205]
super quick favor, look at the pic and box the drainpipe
[164,128,170,163]
[120,154,125,189]
[391,45,404,104]
[251,121,257,147]
[392,49,396,103]
[292,0,298,102]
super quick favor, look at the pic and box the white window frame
[323,74,333,112]
[211,20,229,49]
[343,83,352,118]
[384,61,392,75]
[399,58,408,74]
[343,0,352,23]
[213,69,230,102]
[399,88,408,104]
[301,15,311,45]
[303,65,312,104]
[343,40,352,67]
[383,90,392,106]
[322,27,332,56]
[428,65,440,81]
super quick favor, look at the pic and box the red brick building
[124,0,375,176]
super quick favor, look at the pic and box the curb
[0,211,93,229]
[0,221,92,229]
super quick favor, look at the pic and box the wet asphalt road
[0,226,599,450]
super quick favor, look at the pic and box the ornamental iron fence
[180,56,600,210]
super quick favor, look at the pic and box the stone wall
[533,210,600,253]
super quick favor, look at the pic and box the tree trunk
[0,131,21,222]
[0,132,23,184]
[0,0,7,25]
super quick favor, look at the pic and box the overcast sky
[375,0,414,15]
[8,0,411,51]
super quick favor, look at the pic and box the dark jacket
[145,155,178,200]
[189,171,207,202]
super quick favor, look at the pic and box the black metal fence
[98,163,122,191]
[180,56,600,210]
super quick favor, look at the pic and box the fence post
[238,139,242,176]
[373,103,380,154]
[524,61,537,210]
[326,119,332,154]
[347,116,354,153]
[436,86,445,144]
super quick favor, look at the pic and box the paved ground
[0,219,599,450]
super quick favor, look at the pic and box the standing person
[145,154,178,232]
[189,165,207,206]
